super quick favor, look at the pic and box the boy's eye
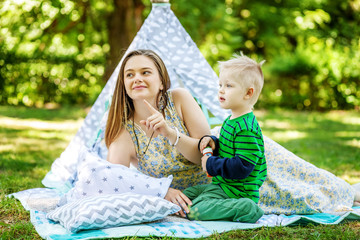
[226,84,232,88]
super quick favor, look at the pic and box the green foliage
[173,0,360,110]
[0,0,109,107]
[0,0,359,110]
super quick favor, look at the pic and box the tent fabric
[42,3,228,189]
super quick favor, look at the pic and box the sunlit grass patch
[258,109,360,184]
[341,171,360,185]
[0,116,83,131]
[325,110,360,125]
[269,130,307,140]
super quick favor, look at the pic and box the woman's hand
[165,187,192,218]
[140,100,174,139]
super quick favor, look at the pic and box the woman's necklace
[132,116,154,157]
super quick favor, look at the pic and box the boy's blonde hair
[219,53,265,108]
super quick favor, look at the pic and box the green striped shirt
[212,112,267,203]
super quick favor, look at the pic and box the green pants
[183,184,264,223]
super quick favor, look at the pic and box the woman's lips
[133,85,146,90]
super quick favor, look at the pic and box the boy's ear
[244,87,254,99]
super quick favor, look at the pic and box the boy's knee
[182,186,198,200]
[234,198,264,223]
[243,198,259,208]
[182,184,210,200]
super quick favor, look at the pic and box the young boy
[183,53,267,223]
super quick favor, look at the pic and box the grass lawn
[0,106,359,239]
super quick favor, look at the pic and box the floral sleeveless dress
[126,91,211,190]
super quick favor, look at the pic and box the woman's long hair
[105,49,171,148]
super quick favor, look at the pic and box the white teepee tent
[42,2,228,189]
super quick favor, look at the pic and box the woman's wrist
[172,127,180,146]
[167,127,180,146]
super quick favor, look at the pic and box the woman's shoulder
[169,88,193,104]
[165,88,196,124]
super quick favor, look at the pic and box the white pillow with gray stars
[58,150,173,207]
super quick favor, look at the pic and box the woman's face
[124,55,163,103]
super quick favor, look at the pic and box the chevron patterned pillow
[46,193,181,233]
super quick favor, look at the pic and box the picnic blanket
[9,188,360,240]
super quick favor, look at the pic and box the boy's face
[218,70,249,113]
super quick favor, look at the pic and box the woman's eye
[126,73,133,78]
[143,71,151,75]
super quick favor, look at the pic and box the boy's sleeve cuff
[206,156,217,176]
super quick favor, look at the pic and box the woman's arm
[140,88,211,165]
[107,128,137,167]
[170,88,211,164]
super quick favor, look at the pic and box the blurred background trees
[0,0,359,110]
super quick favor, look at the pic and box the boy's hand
[201,155,209,172]
[199,137,215,153]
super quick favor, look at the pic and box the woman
[105,49,211,217]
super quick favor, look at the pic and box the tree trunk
[105,0,145,82]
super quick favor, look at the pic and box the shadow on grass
[0,143,63,169]
[0,108,77,193]
[0,138,65,193]
[0,105,87,121]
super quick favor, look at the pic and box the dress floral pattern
[258,135,355,214]
[126,91,211,191]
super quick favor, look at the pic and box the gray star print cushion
[58,150,173,207]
